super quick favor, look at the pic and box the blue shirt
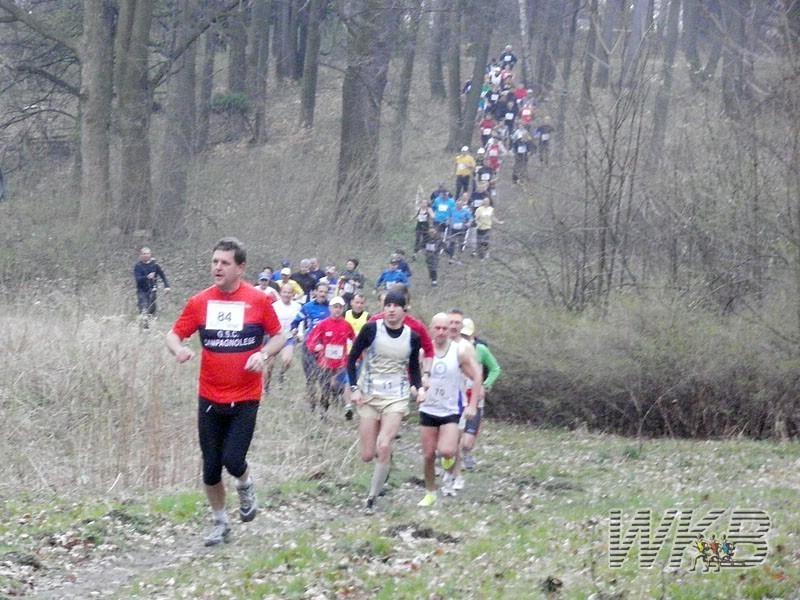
[432,195,456,224]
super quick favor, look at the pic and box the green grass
[1,426,799,598]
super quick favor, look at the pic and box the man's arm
[478,343,502,388]
[155,264,170,289]
[165,330,194,363]
[346,322,376,386]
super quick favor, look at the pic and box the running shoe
[441,472,457,497]
[453,476,465,490]
[203,520,231,547]
[463,452,476,470]
[237,481,257,522]
[364,496,376,515]
[344,404,354,421]
[417,492,436,507]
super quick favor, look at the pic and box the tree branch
[0,0,79,55]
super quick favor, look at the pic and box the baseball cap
[461,318,475,337]
[280,259,291,267]
[477,147,486,154]
[258,271,270,281]
[383,290,407,308]
[330,296,346,306]
[461,145,469,152]
[280,267,292,276]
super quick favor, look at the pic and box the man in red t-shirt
[305,296,355,415]
[166,237,285,547]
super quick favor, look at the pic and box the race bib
[438,204,448,212]
[206,301,245,331]
[517,144,527,153]
[489,149,498,156]
[343,281,355,293]
[505,112,514,120]
[425,242,437,252]
[371,374,403,394]
[541,133,550,141]
[324,344,344,359]
[482,127,492,135]
[452,222,464,230]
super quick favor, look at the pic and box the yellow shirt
[455,153,476,176]
[475,205,494,230]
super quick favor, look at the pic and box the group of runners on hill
[413,44,554,285]
[140,46,558,547]
[150,235,502,545]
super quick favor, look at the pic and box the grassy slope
[2,383,799,599]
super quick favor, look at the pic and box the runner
[165,237,285,546]
[347,290,424,514]
[417,313,482,507]
[134,247,170,327]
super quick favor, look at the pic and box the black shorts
[419,411,460,428]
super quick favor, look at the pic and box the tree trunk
[114,0,154,234]
[226,8,247,94]
[153,0,197,237]
[516,0,533,86]
[274,0,295,80]
[721,0,749,119]
[299,0,327,129]
[247,0,271,142]
[457,0,493,148]
[196,25,219,152]
[428,0,447,99]
[595,0,620,89]
[555,0,580,151]
[391,0,423,151]
[79,0,114,229]
[445,0,462,151]
[650,0,680,162]
[621,0,649,88]
[578,0,599,117]
[336,0,402,225]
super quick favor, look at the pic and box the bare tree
[335,0,402,225]
[247,0,272,142]
[299,0,328,129]
[391,0,424,151]
[427,0,447,99]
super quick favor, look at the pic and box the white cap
[461,146,469,152]
[330,296,346,306]
[280,267,291,276]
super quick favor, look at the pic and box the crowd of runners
[142,45,553,546]
[149,234,502,545]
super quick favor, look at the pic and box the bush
[488,296,800,439]
[211,91,251,115]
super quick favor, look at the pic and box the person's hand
[147,272,155,279]
[415,387,426,405]
[351,388,364,406]
[314,343,323,353]
[463,402,477,419]
[244,352,266,373]
[174,346,194,364]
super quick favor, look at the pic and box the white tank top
[422,340,462,417]
[361,320,412,399]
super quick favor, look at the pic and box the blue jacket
[375,269,410,290]
[290,299,330,333]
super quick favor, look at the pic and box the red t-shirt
[172,282,281,403]
[368,312,434,358]
[305,316,355,369]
